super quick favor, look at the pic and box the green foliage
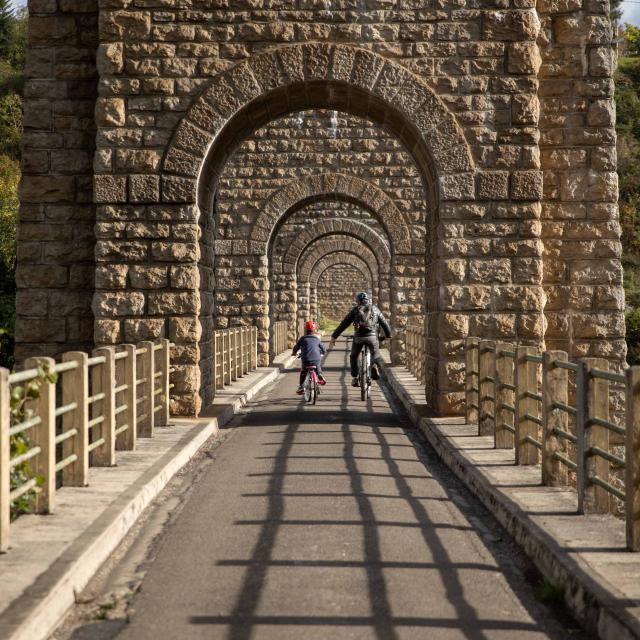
[0,154,17,368]
[9,364,58,518]
[624,24,640,57]
[534,579,565,606]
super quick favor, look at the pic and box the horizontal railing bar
[502,424,516,433]
[10,478,40,502]
[552,427,577,444]
[115,423,129,436]
[136,348,147,355]
[88,415,104,429]
[524,354,543,364]
[87,355,106,367]
[468,402,479,409]
[484,413,495,421]
[153,405,162,413]
[591,475,626,501]
[480,395,495,403]
[553,360,579,372]
[10,446,42,469]
[524,391,543,402]
[8,368,40,384]
[589,416,625,436]
[523,413,543,426]
[169,383,174,390]
[136,413,148,423]
[499,382,516,391]
[553,451,578,471]
[498,350,516,358]
[55,428,77,445]
[87,392,106,404]
[590,445,625,467]
[88,437,105,453]
[55,402,77,418]
[114,351,128,361]
[154,387,163,396]
[589,369,626,384]
[9,415,41,437]
[114,404,128,416]
[114,384,127,394]
[136,396,145,405]
[153,343,163,351]
[480,376,495,383]
[136,377,147,386]
[169,367,176,373]
[154,371,162,378]
[524,435,543,449]
[55,453,77,472]
[480,346,494,353]
[501,403,516,413]
[553,400,576,416]
[54,361,78,374]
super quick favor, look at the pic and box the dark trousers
[300,360,322,385]
[350,336,382,378]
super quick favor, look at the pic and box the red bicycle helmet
[305,320,316,332]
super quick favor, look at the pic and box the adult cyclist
[329,292,392,387]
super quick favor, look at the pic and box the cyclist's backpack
[355,304,375,332]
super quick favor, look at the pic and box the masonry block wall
[16,0,99,359]
[15,3,623,416]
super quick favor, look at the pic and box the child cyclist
[292,320,327,394]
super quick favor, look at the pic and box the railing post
[213,331,219,389]
[91,347,116,467]
[62,351,89,486]
[626,366,640,550]
[577,358,610,514]
[224,330,231,385]
[494,343,515,450]
[0,368,10,552]
[479,340,495,437]
[236,327,241,379]
[156,339,170,427]
[252,326,258,370]
[117,344,136,451]
[137,341,154,438]
[24,357,56,514]
[515,346,538,465]
[230,329,237,382]
[542,350,569,487]
[465,338,479,425]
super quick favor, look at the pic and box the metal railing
[213,326,258,390]
[465,338,640,550]
[0,338,173,553]
[272,320,288,358]
[406,324,426,384]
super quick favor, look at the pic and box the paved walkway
[116,345,575,640]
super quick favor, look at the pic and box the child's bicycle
[302,364,320,404]
[297,356,320,404]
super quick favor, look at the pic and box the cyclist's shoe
[296,385,304,395]
[318,375,326,385]
[352,377,360,387]
[371,363,380,381]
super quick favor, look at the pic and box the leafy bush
[9,364,57,518]
[626,308,640,365]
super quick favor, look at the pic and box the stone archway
[250,173,417,254]
[298,246,379,326]
[311,255,374,324]
[157,43,474,211]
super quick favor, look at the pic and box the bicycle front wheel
[360,348,367,401]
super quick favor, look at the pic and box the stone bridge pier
[15,4,623,417]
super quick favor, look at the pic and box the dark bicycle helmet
[355,292,369,304]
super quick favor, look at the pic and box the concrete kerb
[384,365,640,640]
[0,363,290,640]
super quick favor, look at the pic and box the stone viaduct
[16,2,622,415]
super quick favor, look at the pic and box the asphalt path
[112,344,584,640]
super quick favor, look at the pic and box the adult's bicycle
[358,343,372,401]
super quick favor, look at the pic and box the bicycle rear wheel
[360,348,368,402]
[312,379,318,405]
[304,373,312,402]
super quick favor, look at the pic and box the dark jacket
[292,333,326,363]
[332,304,392,339]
